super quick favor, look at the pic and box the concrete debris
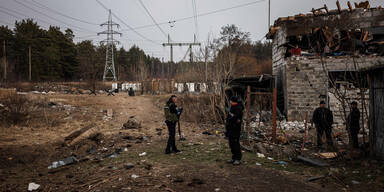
[279,120,306,131]
[28,182,40,191]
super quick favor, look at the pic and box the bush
[1,94,40,125]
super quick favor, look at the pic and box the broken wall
[272,25,288,114]
[283,56,384,124]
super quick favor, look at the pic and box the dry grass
[0,94,45,125]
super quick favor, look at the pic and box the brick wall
[284,56,383,125]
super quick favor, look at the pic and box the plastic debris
[139,152,147,157]
[131,174,139,179]
[28,183,40,191]
[256,153,265,158]
[277,161,288,165]
[48,156,78,169]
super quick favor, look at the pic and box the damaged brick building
[267,2,384,158]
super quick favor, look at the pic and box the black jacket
[226,103,244,136]
[347,108,360,131]
[312,107,333,129]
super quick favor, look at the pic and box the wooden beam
[272,88,277,142]
[64,124,95,145]
[336,0,342,13]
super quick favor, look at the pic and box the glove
[177,107,183,116]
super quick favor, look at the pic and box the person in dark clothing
[312,101,334,149]
[128,87,135,96]
[347,101,360,148]
[164,95,182,154]
[225,96,244,165]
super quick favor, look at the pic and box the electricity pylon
[98,9,122,81]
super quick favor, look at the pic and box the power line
[0,6,60,27]
[95,0,160,46]
[137,0,168,39]
[30,0,99,25]
[13,0,97,33]
[121,0,266,32]
[0,6,98,34]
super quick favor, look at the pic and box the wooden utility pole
[204,46,208,82]
[29,45,32,81]
[2,40,6,80]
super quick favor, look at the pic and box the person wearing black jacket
[225,96,244,165]
[312,101,334,149]
[164,95,182,154]
[347,101,360,148]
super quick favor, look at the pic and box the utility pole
[204,46,208,82]
[162,35,201,64]
[268,0,271,29]
[2,40,6,80]
[29,45,31,81]
[98,9,122,81]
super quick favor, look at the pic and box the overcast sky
[0,0,383,61]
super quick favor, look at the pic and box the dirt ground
[0,93,382,192]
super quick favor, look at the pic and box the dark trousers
[350,128,360,148]
[316,126,333,147]
[165,121,177,152]
[228,135,242,161]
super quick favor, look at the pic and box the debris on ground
[139,152,147,157]
[122,116,142,129]
[131,174,139,179]
[48,156,79,169]
[256,153,265,158]
[124,163,135,169]
[315,152,338,159]
[307,175,326,182]
[297,155,329,167]
[28,182,40,191]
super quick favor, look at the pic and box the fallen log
[64,124,95,144]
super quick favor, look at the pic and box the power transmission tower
[98,9,122,81]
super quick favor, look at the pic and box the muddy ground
[0,93,383,192]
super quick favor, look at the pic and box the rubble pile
[279,120,306,131]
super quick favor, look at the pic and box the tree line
[0,19,160,82]
[0,20,271,82]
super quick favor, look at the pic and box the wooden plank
[64,124,95,144]
[272,88,277,142]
